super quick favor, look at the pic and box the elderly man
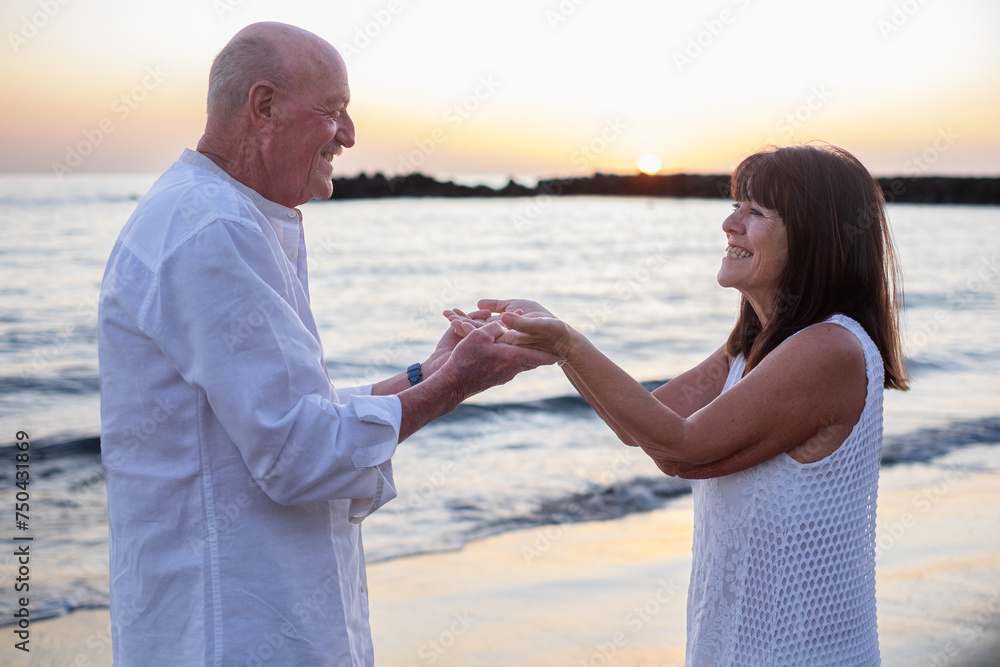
[98,22,550,665]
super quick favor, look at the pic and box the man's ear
[247,81,278,132]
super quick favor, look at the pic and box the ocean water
[0,174,998,624]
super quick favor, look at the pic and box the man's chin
[309,176,335,201]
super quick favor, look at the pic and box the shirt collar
[179,149,302,223]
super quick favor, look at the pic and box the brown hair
[725,143,909,390]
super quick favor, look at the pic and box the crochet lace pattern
[685,315,882,666]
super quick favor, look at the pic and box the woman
[448,144,908,665]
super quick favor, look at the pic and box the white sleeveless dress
[685,314,882,666]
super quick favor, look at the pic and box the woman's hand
[497,310,578,361]
[447,298,580,362]
[474,298,555,322]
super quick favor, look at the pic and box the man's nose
[337,110,356,149]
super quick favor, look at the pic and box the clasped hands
[444,298,579,364]
[414,298,576,402]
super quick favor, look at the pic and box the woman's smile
[718,200,789,323]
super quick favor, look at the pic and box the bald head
[198,22,354,207]
[207,22,343,117]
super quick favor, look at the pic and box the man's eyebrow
[320,96,349,112]
[326,95,349,110]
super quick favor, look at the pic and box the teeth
[726,246,753,259]
[321,152,334,162]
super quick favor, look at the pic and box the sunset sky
[2,0,998,181]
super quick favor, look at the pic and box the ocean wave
[4,406,1000,465]
[435,380,665,423]
[903,356,953,373]
[464,475,692,541]
[453,415,1000,542]
[0,374,100,396]
[881,416,1000,465]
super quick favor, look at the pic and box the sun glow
[637,153,662,175]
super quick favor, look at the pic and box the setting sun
[637,153,662,175]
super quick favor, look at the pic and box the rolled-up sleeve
[138,216,401,511]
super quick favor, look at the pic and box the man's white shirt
[98,149,402,666]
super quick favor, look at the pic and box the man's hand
[444,307,517,344]
[421,324,463,378]
[395,320,557,442]
[449,298,579,362]
[440,320,558,400]
[370,325,461,397]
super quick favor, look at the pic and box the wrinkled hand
[420,324,464,378]
[444,307,501,335]
[445,299,556,335]
[443,307,523,347]
[464,298,578,361]
[442,320,559,399]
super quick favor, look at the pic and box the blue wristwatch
[407,362,422,386]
